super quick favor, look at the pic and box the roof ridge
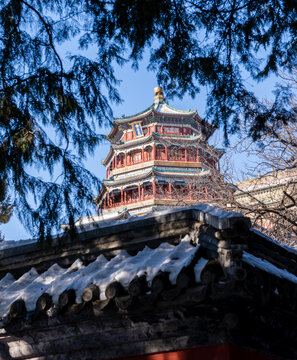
[161,101,196,114]
[114,104,154,122]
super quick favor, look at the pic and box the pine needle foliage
[86,0,297,140]
[0,178,13,241]
[1,0,297,237]
[0,0,122,238]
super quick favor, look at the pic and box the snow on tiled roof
[77,204,249,232]
[1,232,297,326]
[153,102,196,115]
[0,204,248,252]
[251,228,297,256]
[0,238,37,251]
[114,101,196,123]
[0,235,200,319]
[114,106,153,123]
[1,204,297,330]
[242,251,297,284]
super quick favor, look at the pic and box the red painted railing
[106,193,205,209]
[108,196,154,208]
[115,155,202,169]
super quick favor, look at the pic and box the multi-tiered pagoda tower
[95,87,222,219]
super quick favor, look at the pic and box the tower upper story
[95,87,223,218]
[103,87,217,178]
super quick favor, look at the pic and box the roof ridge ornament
[153,86,165,105]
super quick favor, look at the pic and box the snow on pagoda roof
[113,101,196,123]
[114,87,197,123]
[106,87,211,142]
[153,101,196,115]
[114,105,153,123]
[102,168,153,187]
[110,132,203,150]
[154,168,210,178]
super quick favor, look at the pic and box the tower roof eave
[154,168,211,179]
[103,168,153,187]
[153,101,197,116]
[102,147,115,166]
[114,105,154,123]
[113,102,198,125]
[102,166,212,189]
[106,123,119,141]
[110,133,204,150]
[111,134,153,149]
[94,184,107,205]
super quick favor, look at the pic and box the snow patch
[194,258,209,282]
[242,251,297,284]
[0,268,39,317]
[0,235,200,317]
[0,204,246,252]
[251,228,297,256]
[0,238,37,250]
[0,273,15,292]
[22,264,65,312]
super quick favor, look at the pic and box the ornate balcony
[101,183,209,213]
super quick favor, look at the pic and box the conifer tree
[0,178,13,241]
[1,0,297,237]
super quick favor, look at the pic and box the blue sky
[1,54,278,241]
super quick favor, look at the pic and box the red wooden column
[114,155,117,169]
[138,184,141,200]
[124,152,127,166]
[165,145,168,161]
[152,144,156,160]
[169,181,172,198]
[185,148,188,162]
[124,191,127,205]
[121,187,123,205]
[142,147,144,162]
[196,147,200,162]
[106,169,108,179]
[107,192,110,207]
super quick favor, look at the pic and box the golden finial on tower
[153,86,165,103]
